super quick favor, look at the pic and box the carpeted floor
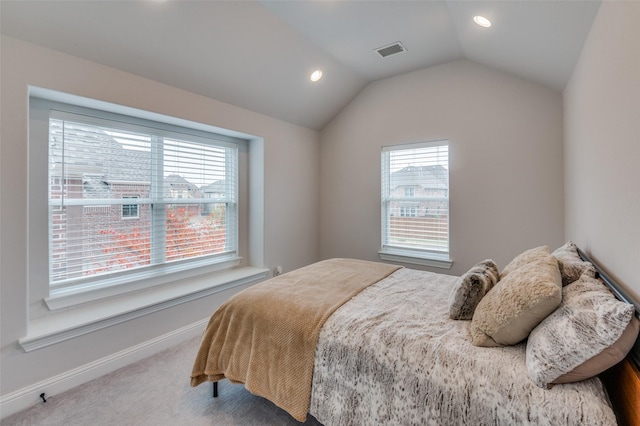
[1,336,323,426]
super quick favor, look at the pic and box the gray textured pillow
[470,246,562,347]
[449,260,499,320]
[551,241,596,286]
[526,274,638,389]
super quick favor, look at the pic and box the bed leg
[213,381,218,398]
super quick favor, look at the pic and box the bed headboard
[577,247,640,426]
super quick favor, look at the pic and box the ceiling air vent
[374,41,407,58]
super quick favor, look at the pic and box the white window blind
[48,109,239,286]
[381,140,449,259]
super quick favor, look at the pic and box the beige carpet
[2,336,323,426]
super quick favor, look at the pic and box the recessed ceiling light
[473,15,492,28]
[310,70,323,82]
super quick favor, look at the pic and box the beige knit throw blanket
[190,258,401,422]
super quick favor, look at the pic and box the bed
[191,244,640,425]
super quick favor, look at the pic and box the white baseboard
[0,318,208,420]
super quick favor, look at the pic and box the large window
[48,108,239,287]
[381,140,450,265]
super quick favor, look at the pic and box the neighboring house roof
[82,174,113,198]
[201,181,226,195]
[49,120,152,191]
[390,165,448,191]
[51,120,206,200]
[163,174,201,199]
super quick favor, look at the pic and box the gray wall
[319,59,565,275]
[563,1,640,302]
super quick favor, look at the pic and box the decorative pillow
[499,245,549,280]
[470,246,562,347]
[551,241,596,286]
[526,274,638,388]
[448,260,499,320]
[554,317,638,384]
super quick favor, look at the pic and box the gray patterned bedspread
[309,268,617,425]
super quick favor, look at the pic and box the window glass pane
[51,202,153,282]
[165,204,227,263]
[163,138,229,200]
[49,118,152,201]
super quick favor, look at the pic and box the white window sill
[19,265,269,352]
[379,249,453,269]
[46,255,243,310]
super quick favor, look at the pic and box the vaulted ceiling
[0,0,601,130]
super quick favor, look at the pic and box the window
[400,206,418,217]
[121,196,139,219]
[48,108,240,287]
[380,140,450,267]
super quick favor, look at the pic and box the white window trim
[380,140,452,268]
[379,248,453,269]
[45,254,242,310]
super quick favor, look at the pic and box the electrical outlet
[275,266,283,276]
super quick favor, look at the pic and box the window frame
[121,196,140,219]
[379,140,453,269]
[30,96,249,309]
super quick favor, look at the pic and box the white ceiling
[0,0,601,130]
